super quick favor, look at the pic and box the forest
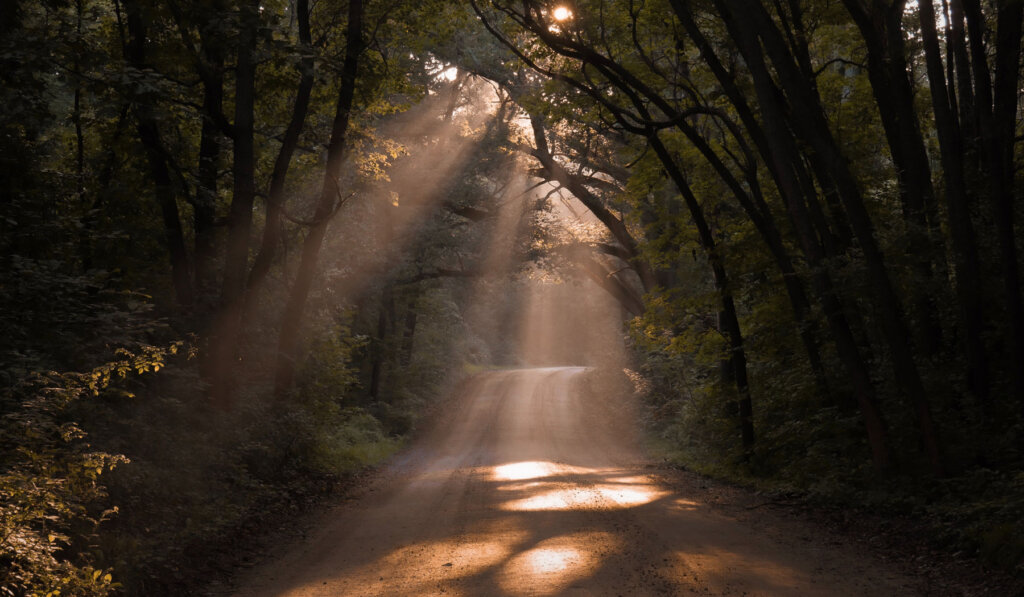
[2,0,1024,594]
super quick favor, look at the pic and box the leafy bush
[294,327,403,474]
[308,409,400,475]
[0,344,178,597]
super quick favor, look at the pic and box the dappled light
[518,546,582,575]
[492,460,557,481]
[500,483,666,511]
[496,533,612,595]
[495,462,668,511]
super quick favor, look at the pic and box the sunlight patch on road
[496,480,547,492]
[492,462,668,511]
[503,487,577,510]
[605,475,650,484]
[597,484,665,507]
[490,460,594,482]
[500,480,667,511]
[497,532,617,595]
[670,497,700,511]
[524,546,580,574]
[493,461,557,481]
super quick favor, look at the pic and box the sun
[552,6,572,21]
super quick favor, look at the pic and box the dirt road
[233,367,918,596]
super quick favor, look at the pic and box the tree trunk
[400,300,418,366]
[274,0,364,396]
[989,1,1024,404]
[248,0,315,294]
[674,117,828,390]
[916,0,990,411]
[369,286,392,400]
[73,0,86,267]
[674,3,833,391]
[194,19,225,309]
[208,0,260,409]
[124,0,193,307]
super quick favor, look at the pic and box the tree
[275,0,365,395]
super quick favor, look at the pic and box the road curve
[233,367,915,596]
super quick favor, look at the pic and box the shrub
[0,344,178,596]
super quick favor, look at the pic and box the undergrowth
[0,314,463,596]
[634,353,1024,578]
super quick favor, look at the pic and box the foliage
[294,324,400,474]
[0,258,159,383]
[0,345,179,597]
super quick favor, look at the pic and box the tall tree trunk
[948,0,978,151]
[248,0,315,295]
[208,0,260,409]
[73,0,86,264]
[674,116,828,390]
[164,0,226,310]
[124,0,193,307]
[274,0,364,396]
[989,1,1024,404]
[673,3,837,390]
[73,0,89,271]
[369,286,392,400]
[916,0,990,410]
[400,300,418,366]
[194,16,225,309]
